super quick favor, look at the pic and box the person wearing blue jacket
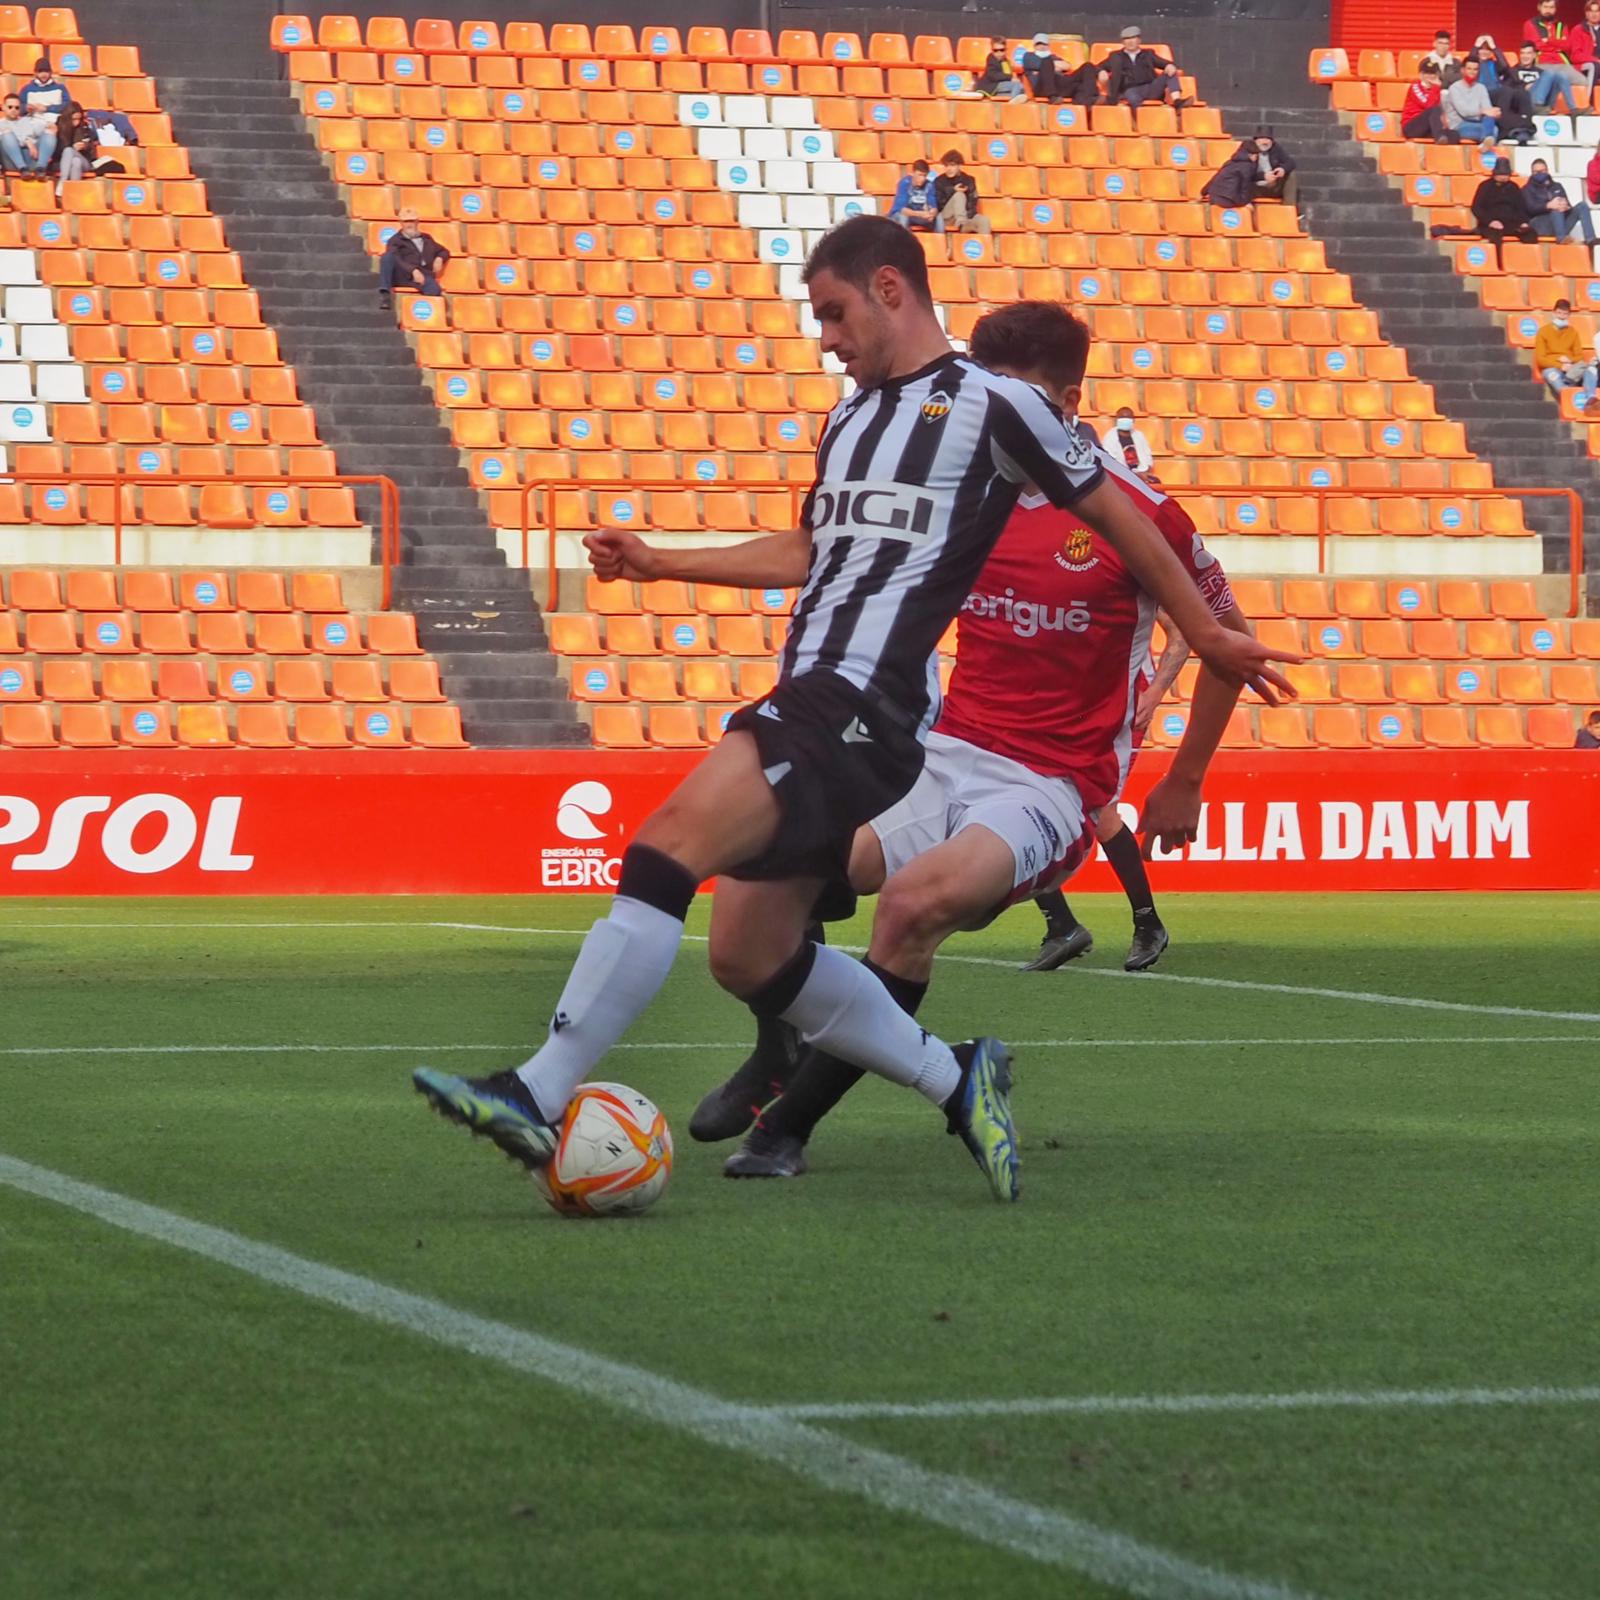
[889,159,937,231]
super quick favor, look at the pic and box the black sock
[1034,889,1076,935]
[1102,826,1158,923]
[762,957,927,1143]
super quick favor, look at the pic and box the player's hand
[584,529,661,583]
[1138,773,1202,857]
[1132,682,1164,734]
[1192,625,1301,706]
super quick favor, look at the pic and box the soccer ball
[533,1082,673,1217]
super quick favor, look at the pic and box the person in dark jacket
[1472,157,1539,263]
[1200,140,1264,208]
[931,150,990,234]
[1098,26,1184,109]
[379,207,450,307]
[1524,158,1598,242]
[1576,708,1600,747]
[1225,126,1296,199]
[973,37,1024,99]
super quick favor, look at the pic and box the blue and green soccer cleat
[946,1039,1020,1202]
[412,1067,560,1170]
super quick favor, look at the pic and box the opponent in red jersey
[693,302,1265,1176]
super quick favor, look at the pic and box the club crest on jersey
[920,391,953,422]
[1055,523,1100,572]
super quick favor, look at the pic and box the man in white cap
[1099,25,1185,109]
[1024,31,1100,103]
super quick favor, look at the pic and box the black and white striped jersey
[787,352,1106,734]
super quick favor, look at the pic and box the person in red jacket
[1525,0,1587,99]
[1402,61,1447,139]
[1570,0,1600,91]
[1587,142,1600,202]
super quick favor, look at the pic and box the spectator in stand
[1021,34,1061,98]
[973,37,1025,99]
[889,158,938,230]
[378,207,450,308]
[1575,708,1600,747]
[1402,62,1448,141]
[1533,297,1598,399]
[1200,144,1260,208]
[1525,158,1597,241]
[1513,37,1579,113]
[1473,156,1539,263]
[54,103,123,193]
[1443,57,1503,146]
[1068,410,1100,456]
[1525,0,1587,101]
[931,150,991,234]
[1099,26,1185,109]
[17,57,67,120]
[0,91,54,177]
[1467,33,1512,91]
[1572,0,1600,92]
[1424,29,1463,85]
[1225,125,1296,199]
[1102,407,1159,482]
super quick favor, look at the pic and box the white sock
[780,945,961,1106]
[514,895,684,1121]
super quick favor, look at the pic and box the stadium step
[146,72,585,747]
[1267,95,1600,598]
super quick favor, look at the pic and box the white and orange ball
[533,1083,673,1217]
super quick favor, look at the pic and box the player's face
[807,267,896,387]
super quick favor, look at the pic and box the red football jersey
[935,456,1235,807]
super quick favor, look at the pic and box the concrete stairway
[151,75,586,747]
[1215,99,1600,604]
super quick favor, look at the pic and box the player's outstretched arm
[584,527,813,588]
[1139,603,1251,855]
[1070,479,1300,702]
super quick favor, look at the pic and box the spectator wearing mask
[1575,708,1600,747]
[1228,126,1296,199]
[17,57,67,120]
[1525,0,1586,102]
[1099,26,1185,109]
[889,159,938,230]
[931,150,990,234]
[0,91,54,176]
[1402,62,1448,140]
[378,207,450,307]
[1571,0,1600,91]
[973,37,1025,99]
[1473,157,1539,262]
[1424,30,1463,85]
[1533,298,1597,399]
[1102,408,1158,480]
[1513,38,1578,114]
[1524,159,1597,241]
[1443,57,1502,146]
[1021,34,1059,97]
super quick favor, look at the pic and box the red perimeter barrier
[0,751,1594,895]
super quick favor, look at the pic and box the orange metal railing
[521,480,1584,617]
[3,474,402,607]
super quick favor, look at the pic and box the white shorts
[868,731,1092,910]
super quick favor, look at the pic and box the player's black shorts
[724,669,926,885]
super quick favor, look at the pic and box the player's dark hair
[969,301,1091,393]
[801,214,933,307]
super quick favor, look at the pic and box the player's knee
[875,872,963,952]
[707,930,787,999]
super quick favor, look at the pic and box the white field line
[4,1036,1600,1060]
[0,1154,1315,1600]
[16,917,1600,1027]
[761,1384,1600,1423]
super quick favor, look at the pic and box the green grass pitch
[4,891,1598,1600]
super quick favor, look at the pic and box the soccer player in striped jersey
[693,301,1255,1176]
[415,217,1296,1204]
